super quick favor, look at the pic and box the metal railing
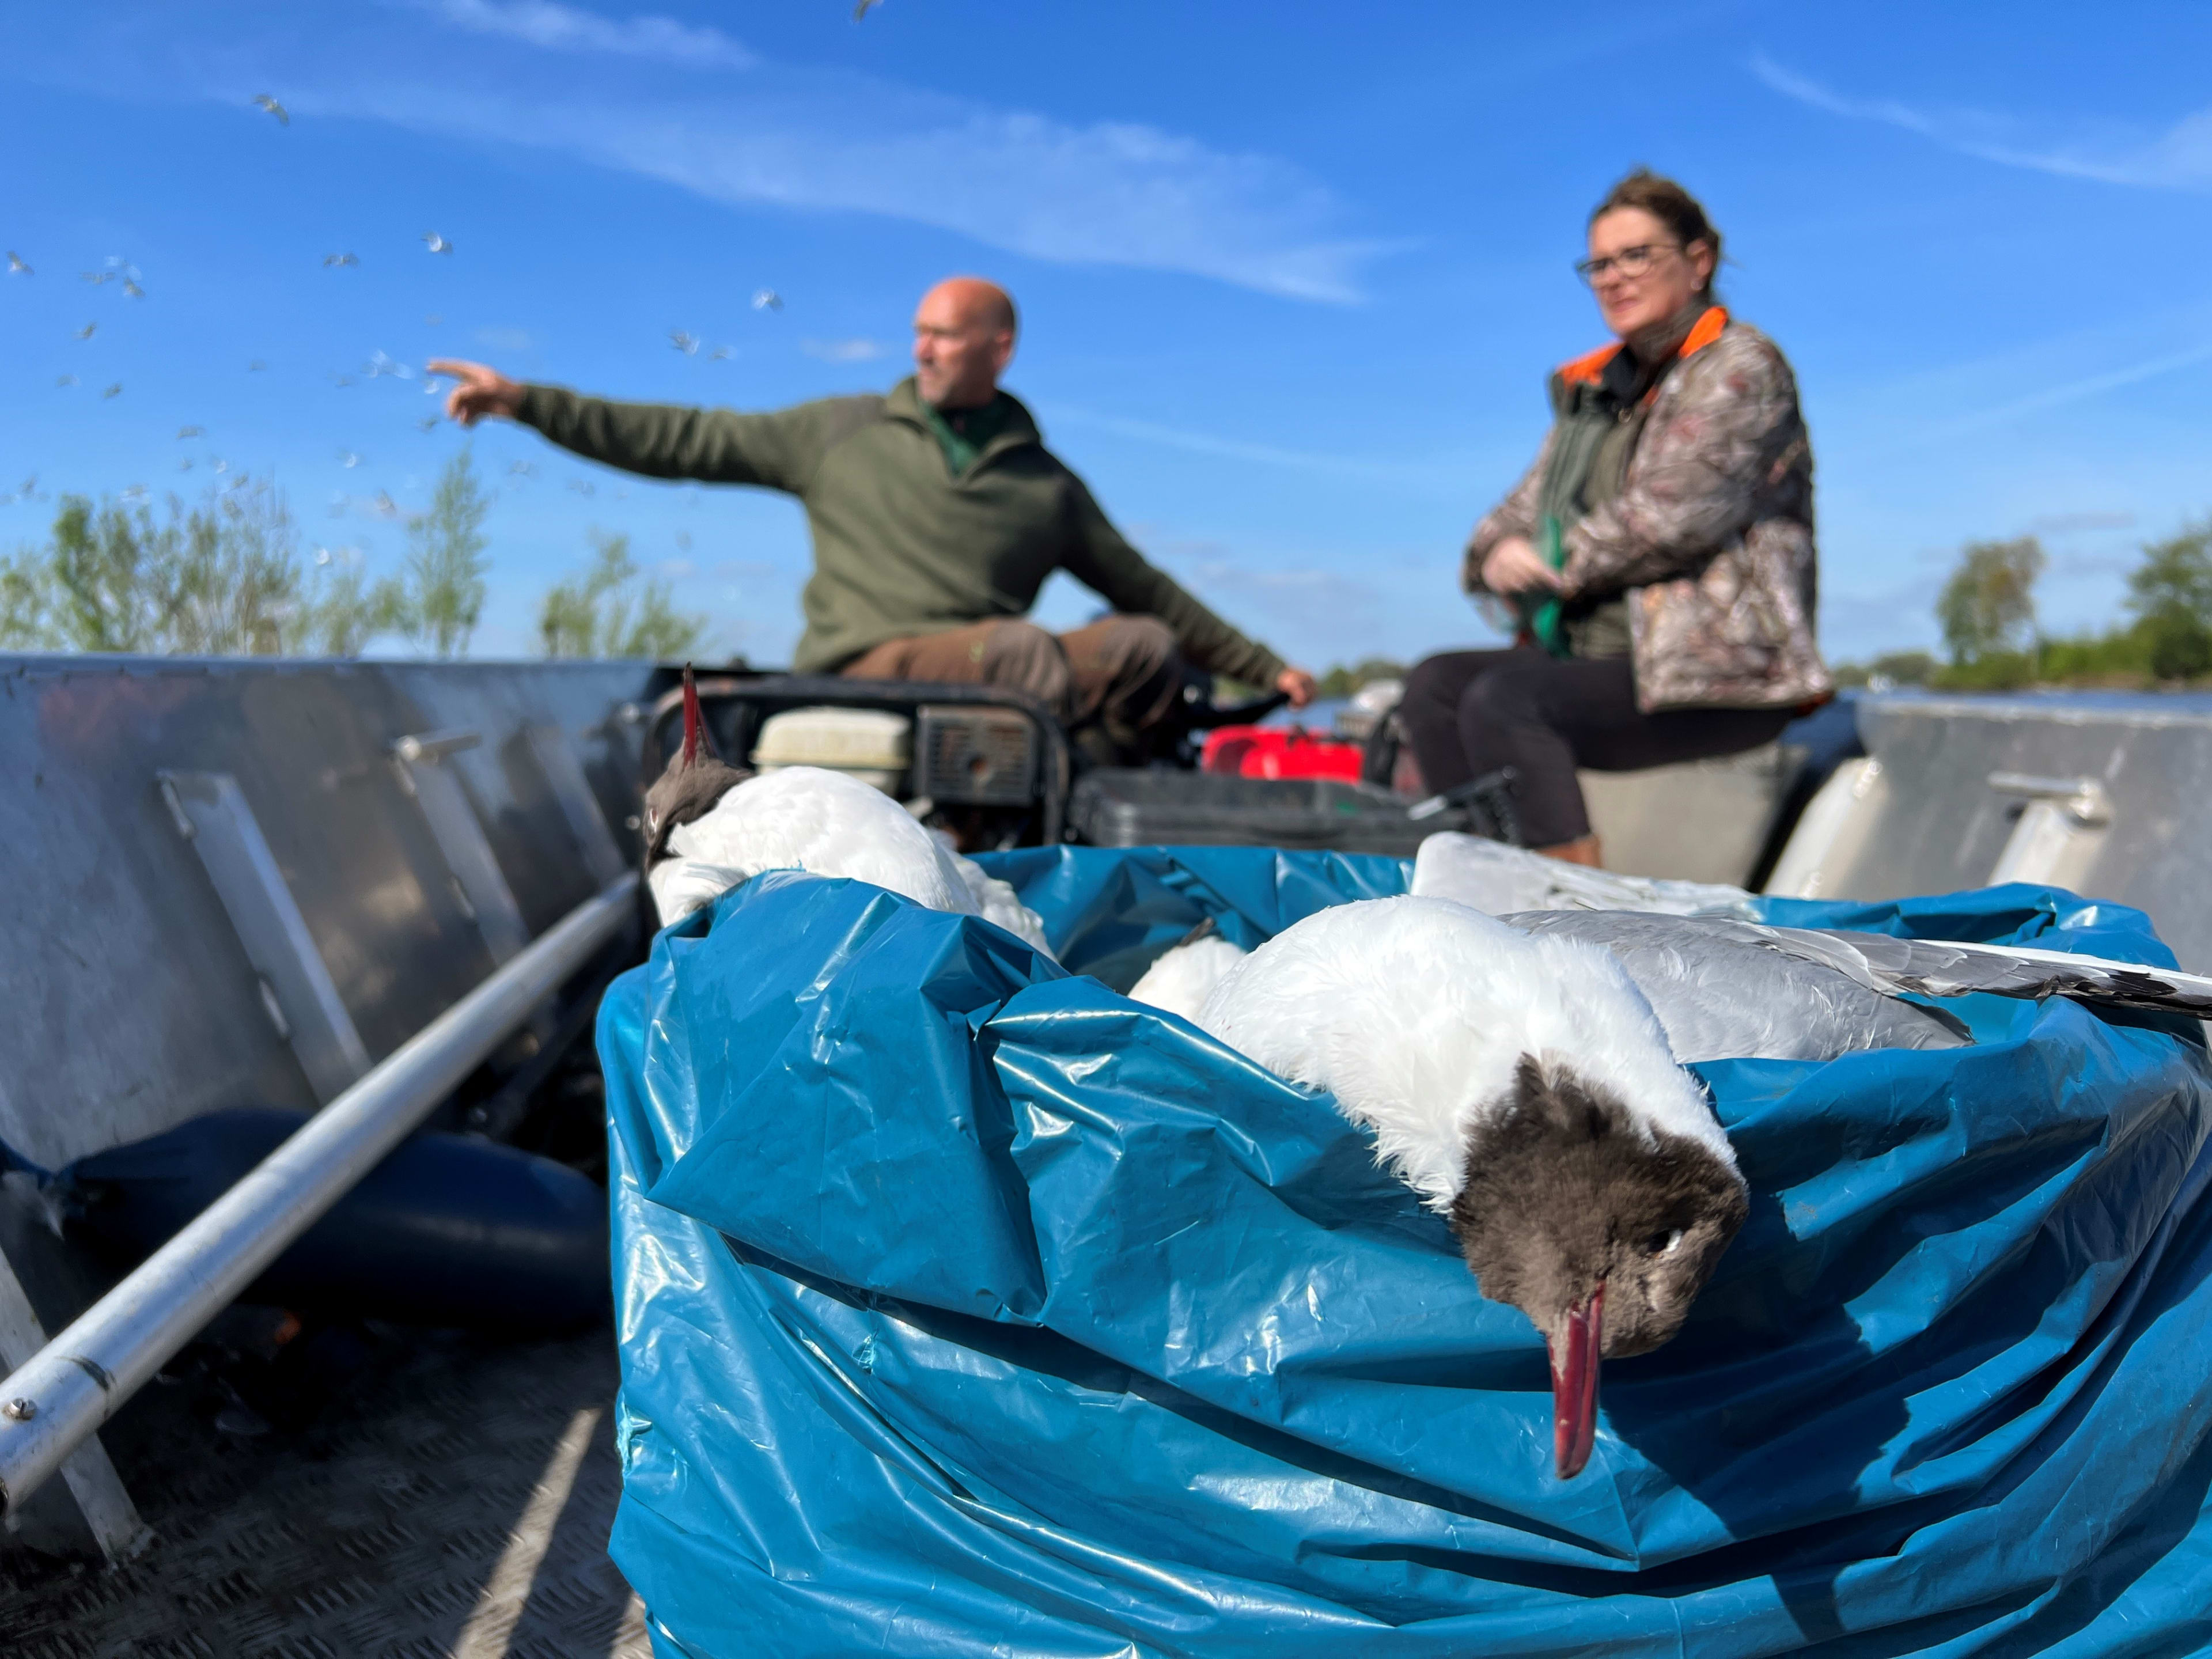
[0,874,639,1517]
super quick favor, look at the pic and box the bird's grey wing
[1502,911,1970,1063]
[1771,930,2212,1018]
[1414,832,1757,919]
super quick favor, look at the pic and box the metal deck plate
[1,1324,649,1658]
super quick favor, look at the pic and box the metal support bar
[0,1242,150,1562]
[1987,771,2113,890]
[527,724,629,889]
[1765,758,1887,900]
[0,875,638,1520]
[391,730,531,963]
[158,771,372,1103]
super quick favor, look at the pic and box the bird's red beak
[1547,1280,1604,1479]
[680,664,703,768]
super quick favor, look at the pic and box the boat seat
[1577,741,1802,887]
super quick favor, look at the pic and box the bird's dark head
[1449,1054,1747,1479]
[642,665,749,867]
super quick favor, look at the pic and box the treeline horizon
[0,450,710,662]
[1832,519,2212,693]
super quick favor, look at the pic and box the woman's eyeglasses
[1574,244,1681,284]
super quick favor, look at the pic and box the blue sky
[4,0,2210,668]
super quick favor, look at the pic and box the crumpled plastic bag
[601,846,2212,1658]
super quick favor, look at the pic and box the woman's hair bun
[1590,169,1722,279]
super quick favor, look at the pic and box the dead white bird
[642,670,1050,955]
[1127,918,1247,1022]
[1412,832,1754,921]
[253,93,289,125]
[1506,911,1968,1064]
[1197,897,1746,1480]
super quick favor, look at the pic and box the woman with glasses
[1397,170,1830,866]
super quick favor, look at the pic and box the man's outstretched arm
[1062,479,1315,706]
[429,358,852,493]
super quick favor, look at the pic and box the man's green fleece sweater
[516,376,1288,685]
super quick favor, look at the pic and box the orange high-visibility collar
[1556,305,1729,389]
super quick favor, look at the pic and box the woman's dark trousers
[1398,647,1793,848]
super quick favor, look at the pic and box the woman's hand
[1480,535,1562,596]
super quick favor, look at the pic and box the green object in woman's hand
[1519,514,1570,658]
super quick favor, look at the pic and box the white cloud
[1919,343,2212,439]
[414,0,755,70]
[327,2,1383,301]
[1044,403,1467,488]
[800,338,885,363]
[1749,52,2212,192]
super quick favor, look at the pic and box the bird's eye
[1645,1229,1684,1256]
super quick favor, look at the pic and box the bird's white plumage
[647,766,1052,953]
[944,846,1055,954]
[1196,896,1729,1210]
[1127,935,1248,1022]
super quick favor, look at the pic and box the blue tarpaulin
[600,846,2212,1657]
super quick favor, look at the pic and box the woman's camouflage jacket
[1463,311,1832,714]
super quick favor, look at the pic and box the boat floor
[1,1320,649,1658]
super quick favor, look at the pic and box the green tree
[1936,536,2046,665]
[2124,518,2212,681]
[166,478,302,655]
[1,544,56,647]
[297,547,407,657]
[1316,657,1407,698]
[537,531,706,659]
[46,495,183,652]
[1830,649,1940,690]
[399,449,491,658]
[0,477,423,657]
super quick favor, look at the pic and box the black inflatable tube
[65,1109,609,1335]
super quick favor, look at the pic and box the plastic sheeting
[601,847,2212,1658]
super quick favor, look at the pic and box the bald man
[433,277,1314,763]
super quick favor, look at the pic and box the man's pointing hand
[428,359,524,426]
